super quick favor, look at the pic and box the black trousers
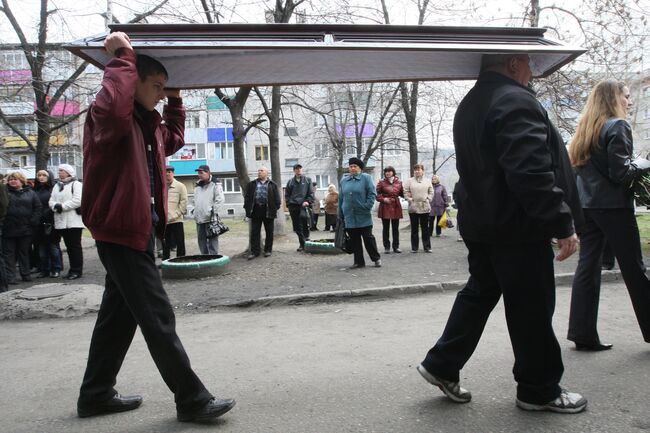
[2,235,31,281]
[250,216,275,255]
[429,214,443,237]
[409,213,430,251]
[324,214,337,231]
[568,208,650,344]
[78,233,213,412]
[421,239,563,404]
[163,222,186,260]
[347,226,380,266]
[381,218,400,250]
[288,205,310,247]
[59,228,83,275]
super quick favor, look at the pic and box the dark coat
[81,47,185,251]
[376,177,403,220]
[0,183,8,226]
[3,186,41,238]
[453,71,583,243]
[34,172,56,225]
[575,118,645,209]
[243,178,282,219]
[285,175,314,207]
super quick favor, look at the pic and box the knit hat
[58,163,76,178]
[348,157,364,169]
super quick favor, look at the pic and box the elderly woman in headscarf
[429,174,449,238]
[323,184,339,232]
[49,164,84,280]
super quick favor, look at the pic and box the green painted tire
[304,239,343,254]
[161,254,230,279]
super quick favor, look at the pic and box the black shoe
[424,249,432,253]
[393,248,402,253]
[37,272,50,278]
[77,393,143,418]
[374,260,382,268]
[601,264,614,270]
[177,397,236,422]
[49,271,60,278]
[8,279,18,285]
[575,342,613,351]
[263,252,272,257]
[297,246,304,252]
[66,273,81,280]
[22,275,33,282]
[384,248,391,254]
[348,263,366,269]
[247,254,259,260]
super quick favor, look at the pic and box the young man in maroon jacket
[76,31,235,422]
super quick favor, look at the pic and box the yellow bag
[437,211,448,229]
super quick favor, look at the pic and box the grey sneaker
[516,389,587,414]
[416,364,471,403]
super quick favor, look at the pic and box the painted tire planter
[161,254,230,279]
[304,239,343,254]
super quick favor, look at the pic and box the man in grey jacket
[284,164,313,251]
[193,165,224,254]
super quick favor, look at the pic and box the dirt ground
[4,215,584,316]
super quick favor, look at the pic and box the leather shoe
[77,393,143,418]
[348,263,365,270]
[49,271,60,278]
[263,252,272,257]
[66,273,81,280]
[37,272,50,278]
[247,254,259,260]
[575,342,613,351]
[177,397,236,422]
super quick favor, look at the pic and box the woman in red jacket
[376,166,403,253]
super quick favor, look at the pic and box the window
[11,121,37,135]
[315,174,330,189]
[644,129,650,140]
[255,145,269,161]
[215,142,233,159]
[314,142,331,158]
[196,143,206,159]
[218,177,241,193]
[284,126,298,136]
[172,143,199,160]
[645,106,650,119]
[185,112,201,128]
[285,158,299,167]
[383,143,402,156]
[644,87,650,98]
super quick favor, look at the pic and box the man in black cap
[163,166,187,260]
[285,163,313,251]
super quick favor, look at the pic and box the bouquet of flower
[632,173,650,207]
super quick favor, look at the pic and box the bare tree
[0,0,170,170]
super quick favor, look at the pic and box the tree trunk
[35,113,51,171]
[269,85,287,235]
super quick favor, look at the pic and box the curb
[225,270,625,309]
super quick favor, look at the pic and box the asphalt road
[1,281,649,433]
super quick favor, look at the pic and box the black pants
[0,229,7,291]
[324,214,337,231]
[59,228,83,275]
[568,208,650,344]
[163,222,186,260]
[289,205,310,247]
[347,226,380,266]
[429,214,443,237]
[601,241,615,269]
[250,216,275,255]
[421,239,563,404]
[78,233,213,412]
[409,213,430,251]
[381,219,400,250]
[3,235,31,281]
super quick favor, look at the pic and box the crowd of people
[0,164,85,291]
[3,31,649,424]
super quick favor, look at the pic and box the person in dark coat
[567,80,650,351]
[376,166,403,253]
[2,171,41,284]
[76,32,234,423]
[0,178,8,291]
[285,163,313,251]
[417,53,587,414]
[243,166,282,259]
[429,175,449,238]
[33,170,63,278]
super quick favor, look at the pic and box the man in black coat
[244,166,282,259]
[416,53,587,414]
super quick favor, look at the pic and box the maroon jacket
[81,48,185,251]
[376,176,403,220]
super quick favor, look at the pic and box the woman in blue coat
[339,157,381,269]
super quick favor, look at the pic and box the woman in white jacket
[49,164,84,279]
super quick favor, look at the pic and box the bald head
[257,166,269,181]
[481,54,532,87]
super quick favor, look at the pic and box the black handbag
[206,210,229,238]
[334,218,353,254]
